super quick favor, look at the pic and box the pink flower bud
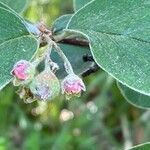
[61,74,86,99]
[29,69,60,101]
[11,60,35,81]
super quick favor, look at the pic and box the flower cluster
[11,60,85,102]
[11,25,86,102]
[13,55,87,103]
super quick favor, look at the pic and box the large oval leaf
[129,143,150,150]
[117,82,150,109]
[0,0,27,13]
[74,0,92,11]
[0,1,11,10]
[0,8,38,90]
[67,0,150,96]
[0,1,22,16]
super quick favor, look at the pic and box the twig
[60,38,89,47]
[82,64,100,77]
[121,114,133,150]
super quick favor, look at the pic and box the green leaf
[52,14,72,34]
[0,8,27,44]
[0,1,11,10]
[0,0,27,13]
[51,43,92,78]
[0,8,38,90]
[117,82,150,109]
[74,0,92,11]
[0,1,25,22]
[129,143,150,150]
[0,1,36,35]
[67,0,150,96]
[0,1,21,15]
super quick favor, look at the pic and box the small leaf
[129,142,150,150]
[67,0,150,96]
[51,43,92,78]
[0,8,38,90]
[117,82,150,109]
[74,0,92,11]
[52,14,72,34]
[0,0,27,13]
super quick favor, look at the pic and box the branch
[121,114,133,150]
[59,38,89,47]
[82,64,100,77]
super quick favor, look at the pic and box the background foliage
[0,0,149,150]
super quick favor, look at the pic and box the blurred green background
[0,0,150,150]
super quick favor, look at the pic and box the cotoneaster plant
[0,0,150,149]
[10,22,86,101]
[0,0,150,117]
[0,0,149,113]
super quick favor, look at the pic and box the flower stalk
[11,23,86,102]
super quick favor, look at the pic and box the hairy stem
[52,40,74,74]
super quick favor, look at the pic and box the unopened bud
[11,60,35,85]
[30,69,60,101]
[61,74,86,99]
